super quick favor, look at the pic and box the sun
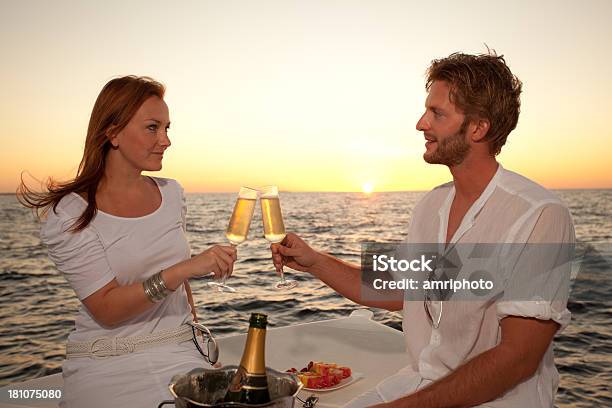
[362,182,374,194]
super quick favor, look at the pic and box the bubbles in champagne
[260,197,286,243]
[226,198,256,245]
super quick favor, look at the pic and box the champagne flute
[208,187,257,293]
[260,185,297,290]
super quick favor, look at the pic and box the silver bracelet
[143,271,174,303]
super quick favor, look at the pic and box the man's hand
[271,232,320,273]
[270,232,402,311]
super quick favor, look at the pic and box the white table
[0,310,409,408]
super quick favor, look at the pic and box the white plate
[303,372,364,392]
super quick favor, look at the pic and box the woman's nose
[159,131,171,148]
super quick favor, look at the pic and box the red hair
[17,75,165,231]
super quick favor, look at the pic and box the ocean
[0,190,610,407]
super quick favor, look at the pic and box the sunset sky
[1,0,611,193]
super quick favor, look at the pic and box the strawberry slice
[330,368,344,383]
[338,366,352,379]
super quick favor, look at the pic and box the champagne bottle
[225,313,271,404]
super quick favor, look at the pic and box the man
[272,51,574,407]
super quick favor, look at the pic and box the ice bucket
[158,365,303,408]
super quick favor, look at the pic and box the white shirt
[40,177,193,339]
[376,164,575,407]
[40,177,205,408]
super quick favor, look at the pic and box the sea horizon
[2,187,612,196]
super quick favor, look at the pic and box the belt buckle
[89,337,120,358]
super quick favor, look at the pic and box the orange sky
[1,0,611,193]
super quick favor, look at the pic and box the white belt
[66,324,193,359]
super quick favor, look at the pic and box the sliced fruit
[313,362,337,376]
[289,361,351,388]
[330,368,344,383]
[338,366,352,379]
[298,373,323,388]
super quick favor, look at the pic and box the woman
[18,75,236,407]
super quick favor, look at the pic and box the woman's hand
[187,245,237,279]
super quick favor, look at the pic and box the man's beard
[423,120,470,166]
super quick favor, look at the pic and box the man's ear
[469,118,490,143]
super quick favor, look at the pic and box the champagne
[260,197,286,243]
[226,197,256,245]
[225,313,271,405]
[259,186,297,290]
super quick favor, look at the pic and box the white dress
[40,177,207,408]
